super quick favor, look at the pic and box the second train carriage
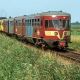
[14,16,26,36]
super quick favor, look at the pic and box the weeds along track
[0,32,80,63]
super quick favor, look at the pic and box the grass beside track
[0,33,80,80]
[69,25,80,51]
[69,35,80,51]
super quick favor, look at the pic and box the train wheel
[34,39,40,48]
[41,44,45,49]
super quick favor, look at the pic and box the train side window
[49,20,54,27]
[17,20,19,26]
[35,19,36,22]
[10,21,13,26]
[32,19,35,26]
[34,19,37,26]
[16,21,17,26]
[25,20,27,25]
[3,21,5,26]
[66,20,70,29]
[38,19,39,22]
[67,20,70,29]
[30,19,31,26]
[4,21,8,27]
[35,19,37,26]
[20,20,22,26]
[32,19,41,26]
[29,20,30,25]
[26,19,31,26]
[18,20,21,26]
[37,19,40,26]
[45,20,48,28]
[29,20,31,26]
[25,20,27,26]
[25,20,29,26]
[7,21,9,26]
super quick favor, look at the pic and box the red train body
[0,11,71,49]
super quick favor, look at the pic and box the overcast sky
[0,0,80,22]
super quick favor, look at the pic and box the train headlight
[64,32,67,36]
[64,31,70,36]
[52,15,56,17]
[54,32,58,36]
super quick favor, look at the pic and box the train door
[25,19,33,37]
[14,18,23,36]
[22,19,26,36]
[9,19,14,34]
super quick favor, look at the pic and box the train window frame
[36,18,41,26]
[32,18,41,27]
[34,19,36,26]
[15,20,17,26]
[25,18,41,26]
[49,20,54,27]
[25,20,28,26]
[25,19,32,26]
[17,20,22,27]
[65,20,70,29]
[3,21,5,27]
[9,21,14,26]
[45,20,49,28]
[4,20,9,27]
[52,19,70,29]
[32,19,35,26]
[45,20,54,28]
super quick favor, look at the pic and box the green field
[71,24,80,35]
[69,24,80,51]
[0,33,80,80]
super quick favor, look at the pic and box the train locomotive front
[38,11,71,49]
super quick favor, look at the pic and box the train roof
[14,11,70,18]
[28,11,71,17]
[0,17,14,21]
[6,11,70,20]
[22,11,70,19]
[0,17,7,20]
[14,16,26,20]
[8,17,14,21]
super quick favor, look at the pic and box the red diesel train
[0,11,71,49]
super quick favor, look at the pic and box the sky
[0,0,80,22]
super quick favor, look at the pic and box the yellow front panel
[0,20,4,31]
[45,31,54,36]
[45,31,58,36]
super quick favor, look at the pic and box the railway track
[1,32,80,63]
[55,51,80,63]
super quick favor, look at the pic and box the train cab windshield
[45,19,70,29]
